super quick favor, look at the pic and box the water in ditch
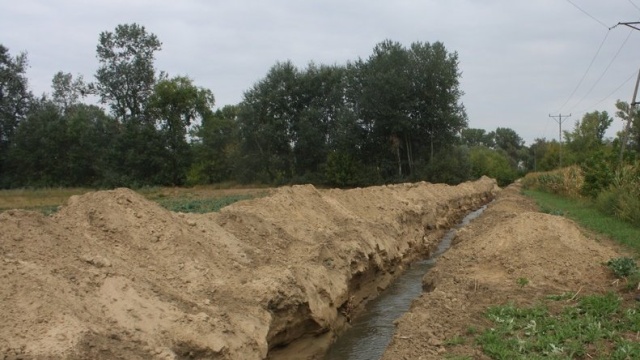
[323,204,488,360]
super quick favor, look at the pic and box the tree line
[1,23,638,189]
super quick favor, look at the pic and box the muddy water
[324,204,488,360]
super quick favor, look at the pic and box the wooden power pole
[549,113,571,168]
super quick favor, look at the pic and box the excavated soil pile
[0,178,497,360]
[382,182,626,360]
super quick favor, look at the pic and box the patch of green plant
[606,257,638,278]
[155,194,255,213]
[523,190,640,253]
[445,335,466,346]
[470,293,640,359]
[545,292,574,301]
[624,272,640,292]
[516,277,529,287]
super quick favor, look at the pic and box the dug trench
[0,177,498,360]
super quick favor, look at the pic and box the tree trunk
[405,135,413,176]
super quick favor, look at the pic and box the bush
[595,163,640,224]
[469,146,517,187]
[581,151,614,198]
[421,146,471,185]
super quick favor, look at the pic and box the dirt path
[0,178,497,360]
[381,182,627,359]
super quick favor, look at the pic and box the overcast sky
[2,0,640,145]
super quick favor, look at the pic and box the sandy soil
[382,182,629,360]
[0,178,497,360]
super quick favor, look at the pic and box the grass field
[0,184,270,215]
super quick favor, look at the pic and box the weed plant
[448,293,640,359]
[155,194,255,213]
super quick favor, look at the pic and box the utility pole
[612,22,640,168]
[549,113,571,168]
[618,68,640,168]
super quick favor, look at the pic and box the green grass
[460,293,640,359]
[442,189,640,359]
[154,194,256,213]
[523,190,640,253]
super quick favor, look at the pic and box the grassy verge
[522,189,640,253]
[443,189,640,359]
[454,292,640,359]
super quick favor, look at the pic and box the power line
[564,0,610,28]
[574,70,637,113]
[568,27,634,111]
[628,0,640,14]
[556,30,610,113]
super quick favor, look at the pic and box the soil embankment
[0,178,497,360]
[382,182,625,359]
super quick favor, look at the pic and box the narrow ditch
[323,204,489,360]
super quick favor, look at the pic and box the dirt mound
[382,183,625,360]
[0,179,497,360]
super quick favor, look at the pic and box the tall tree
[492,127,524,166]
[236,61,300,183]
[460,128,494,147]
[293,63,346,179]
[408,41,467,164]
[94,23,166,185]
[564,110,613,163]
[95,23,162,123]
[0,44,32,185]
[190,105,239,184]
[359,40,412,178]
[147,76,215,185]
[51,71,87,112]
[5,96,118,187]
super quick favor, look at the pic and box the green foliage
[469,146,517,186]
[147,76,215,185]
[460,128,494,147]
[422,146,471,185]
[95,23,162,122]
[524,190,640,253]
[580,150,615,198]
[466,293,638,359]
[155,194,255,213]
[493,127,524,166]
[444,335,466,346]
[0,44,32,187]
[190,105,238,185]
[516,277,529,287]
[593,163,640,224]
[2,34,525,189]
[606,257,638,279]
[234,40,467,185]
[324,151,360,187]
